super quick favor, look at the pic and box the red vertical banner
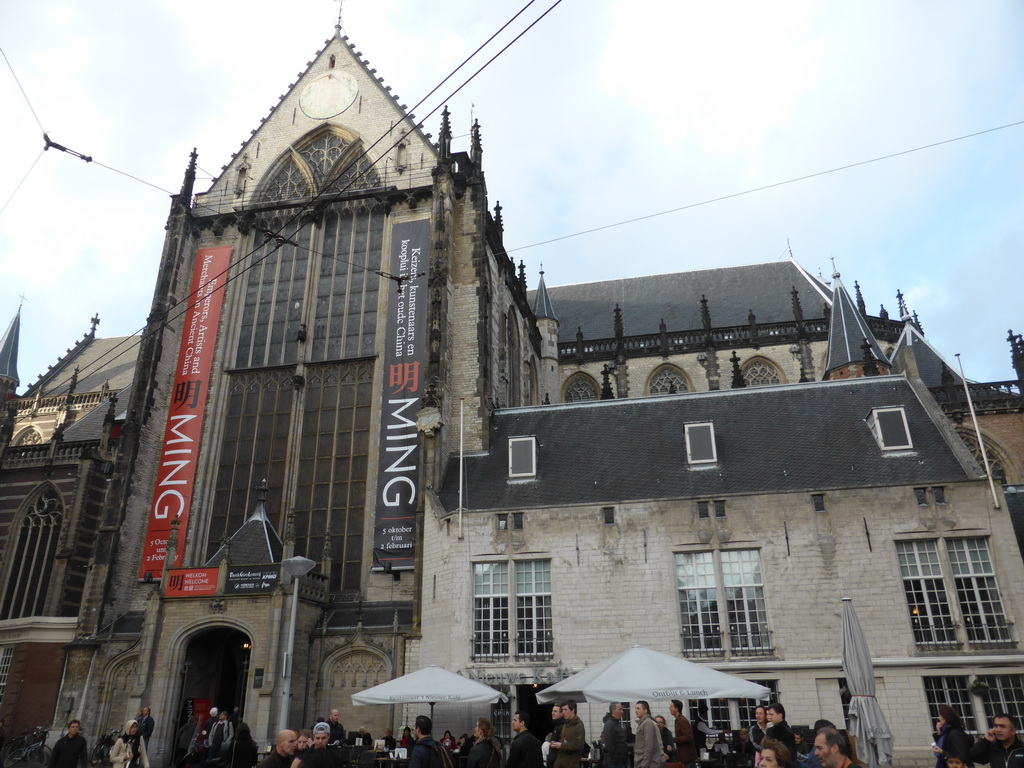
[140,245,232,578]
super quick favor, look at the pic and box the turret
[822,270,890,380]
[0,307,21,403]
[533,267,560,403]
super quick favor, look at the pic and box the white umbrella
[841,598,894,768]
[535,645,771,704]
[352,665,508,718]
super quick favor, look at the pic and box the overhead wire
[505,118,1024,254]
[0,150,44,216]
[28,0,565,395]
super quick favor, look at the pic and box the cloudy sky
[2,0,1022,390]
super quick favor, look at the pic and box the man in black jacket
[47,721,88,768]
[508,712,543,768]
[765,704,797,761]
[969,714,1024,768]
[257,730,297,768]
[602,704,628,768]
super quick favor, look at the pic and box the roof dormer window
[685,422,717,464]
[508,436,537,478]
[868,407,913,451]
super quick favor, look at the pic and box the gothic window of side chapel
[564,373,598,402]
[742,359,783,387]
[0,486,63,620]
[649,365,688,395]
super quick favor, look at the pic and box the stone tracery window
[958,432,1009,484]
[649,366,688,395]
[256,130,382,204]
[742,359,782,387]
[13,428,42,446]
[564,373,598,402]
[0,486,63,620]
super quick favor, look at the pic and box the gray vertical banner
[373,218,429,570]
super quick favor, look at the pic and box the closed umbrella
[352,664,508,719]
[841,598,894,768]
[536,645,770,704]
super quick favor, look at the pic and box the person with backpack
[411,716,450,768]
[468,718,503,768]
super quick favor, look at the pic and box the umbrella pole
[430,702,435,721]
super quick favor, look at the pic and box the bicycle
[2,727,50,768]
[90,729,120,766]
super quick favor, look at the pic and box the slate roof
[533,272,557,321]
[824,274,888,374]
[206,493,283,566]
[1004,487,1024,560]
[33,336,138,397]
[62,385,133,442]
[437,376,978,512]
[527,260,834,343]
[0,309,19,384]
[889,323,963,388]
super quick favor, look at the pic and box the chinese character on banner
[173,380,203,408]
[389,362,420,393]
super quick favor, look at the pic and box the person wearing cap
[295,724,343,768]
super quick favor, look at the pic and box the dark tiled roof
[62,385,133,442]
[1004,487,1024,560]
[325,601,414,630]
[0,310,20,384]
[890,324,962,388]
[533,273,557,321]
[437,377,976,511]
[527,260,833,343]
[35,336,138,396]
[206,498,283,566]
[824,275,887,373]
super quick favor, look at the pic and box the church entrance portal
[176,628,252,756]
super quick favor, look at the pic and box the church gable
[198,30,438,213]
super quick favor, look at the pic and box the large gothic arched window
[255,128,381,204]
[958,432,1012,484]
[648,366,688,395]
[742,359,782,387]
[1,486,63,620]
[564,373,598,402]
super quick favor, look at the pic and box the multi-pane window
[473,563,509,659]
[565,374,598,402]
[650,366,688,395]
[976,675,1024,728]
[515,561,553,659]
[1,488,63,620]
[737,680,779,726]
[473,561,552,661]
[946,539,1011,645]
[721,550,770,653]
[0,646,13,703]
[742,360,781,387]
[923,676,976,733]
[895,540,957,646]
[677,552,722,655]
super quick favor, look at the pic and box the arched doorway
[175,627,252,760]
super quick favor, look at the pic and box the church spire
[0,306,21,399]
[533,266,557,321]
[822,268,889,380]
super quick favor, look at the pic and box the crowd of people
[30,700,1024,768]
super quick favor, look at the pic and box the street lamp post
[278,555,316,732]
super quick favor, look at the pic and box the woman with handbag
[111,720,150,768]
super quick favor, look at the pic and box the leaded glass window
[742,360,782,387]
[923,676,976,733]
[976,674,1024,728]
[515,560,552,659]
[946,538,1011,645]
[676,552,722,655]
[565,374,598,402]
[722,550,771,653]
[650,366,687,395]
[473,563,509,660]
[895,540,957,646]
[1,487,63,620]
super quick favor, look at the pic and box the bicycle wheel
[3,749,25,768]
[28,746,50,766]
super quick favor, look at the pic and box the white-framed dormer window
[685,422,717,464]
[508,436,537,478]
[868,407,913,450]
